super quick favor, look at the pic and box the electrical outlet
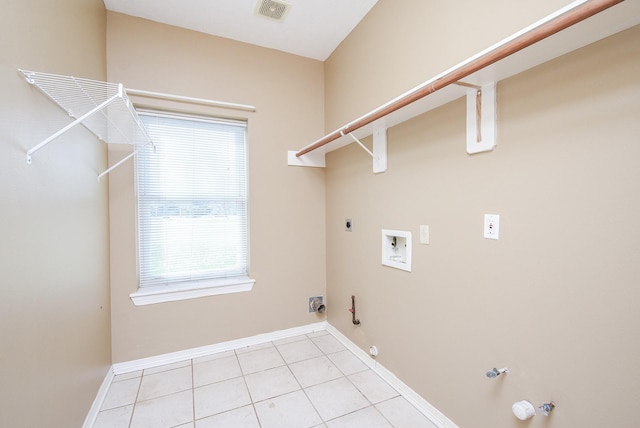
[309,296,325,313]
[484,214,500,239]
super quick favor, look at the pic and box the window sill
[130,276,255,306]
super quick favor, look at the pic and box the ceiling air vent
[255,0,292,22]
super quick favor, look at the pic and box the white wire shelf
[19,69,155,180]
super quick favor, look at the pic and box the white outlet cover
[484,214,500,239]
[419,225,429,245]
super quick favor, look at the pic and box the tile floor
[93,331,437,428]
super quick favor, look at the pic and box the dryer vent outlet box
[309,296,324,313]
[381,229,412,272]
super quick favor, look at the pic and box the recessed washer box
[381,229,412,272]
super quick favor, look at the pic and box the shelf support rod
[454,81,482,90]
[26,91,122,164]
[466,83,496,154]
[341,130,375,159]
[475,88,482,143]
[454,83,483,143]
[97,149,137,182]
[340,129,387,173]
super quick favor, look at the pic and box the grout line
[275,336,324,424]
[341,370,398,427]
[127,375,143,428]
[241,346,265,427]
[190,359,196,426]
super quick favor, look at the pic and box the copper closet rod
[296,0,623,158]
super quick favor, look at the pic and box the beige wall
[106,13,326,362]
[2,2,637,426]
[325,1,640,426]
[0,0,110,426]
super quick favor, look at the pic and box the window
[130,111,253,306]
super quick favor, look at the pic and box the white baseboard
[112,321,328,375]
[83,366,114,428]
[325,324,460,428]
[90,321,457,428]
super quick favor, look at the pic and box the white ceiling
[103,0,379,61]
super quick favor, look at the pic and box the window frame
[130,110,254,306]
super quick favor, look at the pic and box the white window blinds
[136,111,248,288]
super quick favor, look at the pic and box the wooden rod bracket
[287,149,326,168]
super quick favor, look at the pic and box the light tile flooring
[93,331,437,428]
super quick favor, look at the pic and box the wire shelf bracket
[19,69,155,181]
